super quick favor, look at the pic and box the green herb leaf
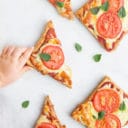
[93,54,102,62]
[118,7,126,18]
[92,115,97,119]
[56,1,64,8]
[98,111,105,120]
[90,7,100,15]
[75,43,82,52]
[39,53,51,62]
[101,1,109,11]
[22,100,29,108]
[119,101,126,111]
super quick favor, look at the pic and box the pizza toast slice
[72,76,128,128]
[48,0,74,20]
[27,21,72,88]
[75,0,128,51]
[35,96,66,128]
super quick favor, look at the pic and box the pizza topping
[49,0,56,5]
[98,111,106,120]
[119,101,126,111]
[95,114,121,128]
[37,123,55,128]
[101,1,109,11]
[45,28,56,42]
[41,45,64,70]
[90,1,109,15]
[49,0,64,8]
[90,7,100,15]
[93,89,120,113]
[102,0,124,11]
[97,11,122,38]
[118,6,126,18]
[75,43,82,52]
[56,1,64,8]
[93,54,102,62]
[39,53,51,62]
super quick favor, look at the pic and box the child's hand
[0,46,33,87]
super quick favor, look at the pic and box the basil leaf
[98,111,105,120]
[93,54,102,62]
[39,53,51,62]
[118,7,126,18]
[75,43,82,52]
[22,100,29,108]
[90,7,100,15]
[119,101,126,111]
[92,115,97,119]
[101,1,109,11]
[56,1,64,8]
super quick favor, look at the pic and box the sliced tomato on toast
[97,11,122,39]
[96,114,121,128]
[93,89,120,113]
[41,45,64,70]
[37,123,55,128]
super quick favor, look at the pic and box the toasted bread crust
[75,0,127,51]
[72,76,128,127]
[27,21,72,88]
[48,0,74,20]
[35,96,66,128]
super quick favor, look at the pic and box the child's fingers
[1,46,10,55]
[11,47,27,59]
[5,46,16,56]
[19,47,33,66]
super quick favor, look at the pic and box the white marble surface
[0,0,128,128]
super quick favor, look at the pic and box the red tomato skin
[42,45,64,70]
[96,11,122,39]
[93,89,120,113]
[37,122,55,128]
[95,114,121,128]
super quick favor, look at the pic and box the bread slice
[35,96,66,128]
[76,0,128,51]
[27,21,72,88]
[48,0,74,20]
[72,76,128,128]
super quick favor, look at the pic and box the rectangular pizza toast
[72,76,128,128]
[76,0,128,51]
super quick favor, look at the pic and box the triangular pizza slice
[35,96,66,128]
[48,0,74,20]
[27,21,72,88]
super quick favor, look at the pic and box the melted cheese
[36,115,49,125]
[75,82,128,127]
[81,0,128,48]
[114,98,128,126]
[34,38,70,75]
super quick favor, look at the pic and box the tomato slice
[45,28,56,42]
[96,114,121,128]
[42,45,64,70]
[96,11,122,39]
[37,122,55,128]
[93,89,120,113]
[102,0,124,11]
